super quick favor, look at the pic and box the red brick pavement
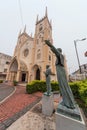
[0,85,42,123]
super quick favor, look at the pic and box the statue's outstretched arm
[45,40,60,56]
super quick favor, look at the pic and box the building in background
[0,53,12,80]
[6,8,68,83]
[69,63,87,81]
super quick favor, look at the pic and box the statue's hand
[44,40,52,47]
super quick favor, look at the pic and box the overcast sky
[0,0,87,73]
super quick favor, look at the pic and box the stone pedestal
[55,105,86,130]
[42,93,54,116]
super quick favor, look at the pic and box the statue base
[57,102,82,121]
[55,102,86,130]
[42,92,54,116]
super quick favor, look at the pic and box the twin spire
[18,25,26,36]
[36,6,48,23]
[18,25,33,38]
[19,7,51,37]
[45,6,48,17]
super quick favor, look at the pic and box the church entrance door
[22,73,26,82]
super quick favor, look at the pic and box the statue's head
[57,48,62,53]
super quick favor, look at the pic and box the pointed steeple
[45,6,48,17]
[18,30,21,37]
[23,25,26,33]
[36,15,39,23]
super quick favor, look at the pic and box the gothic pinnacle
[45,6,48,17]
[23,25,26,33]
[36,15,39,23]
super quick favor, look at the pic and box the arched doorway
[20,60,28,82]
[9,59,18,81]
[21,72,26,82]
[36,68,40,80]
[32,64,41,80]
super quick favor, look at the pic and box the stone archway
[32,64,41,80]
[20,60,28,82]
[9,58,18,81]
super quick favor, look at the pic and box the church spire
[23,25,26,33]
[36,15,39,23]
[45,6,48,17]
[18,30,21,37]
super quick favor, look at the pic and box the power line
[18,0,24,27]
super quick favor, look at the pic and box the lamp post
[74,38,87,74]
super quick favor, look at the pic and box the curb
[0,87,16,104]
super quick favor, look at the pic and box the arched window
[24,49,29,57]
[49,55,51,61]
[37,49,41,59]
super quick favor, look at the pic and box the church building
[6,8,57,82]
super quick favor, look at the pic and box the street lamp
[74,38,87,74]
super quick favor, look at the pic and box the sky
[0,0,87,74]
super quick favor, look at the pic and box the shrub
[26,80,59,94]
[69,82,80,98]
[26,80,87,116]
[51,81,59,91]
[0,77,87,115]
[78,81,87,106]
[13,80,18,86]
[26,80,46,94]
[0,80,3,83]
[70,80,87,116]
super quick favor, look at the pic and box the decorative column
[16,70,21,82]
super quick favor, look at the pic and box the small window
[49,55,51,61]
[24,49,29,57]
[39,24,43,32]
[6,61,10,64]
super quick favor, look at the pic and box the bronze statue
[45,40,75,109]
[44,65,53,96]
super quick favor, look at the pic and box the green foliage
[13,80,18,86]
[78,80,87,106]
[26,79,87,115]
[69,80,87,116]
[0,80,3,83]
[69,82,80,98]
[26,80,46,94]
[51,81,59,91]
[26,80,59,94]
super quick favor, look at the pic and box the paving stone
[0,84,42,122]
